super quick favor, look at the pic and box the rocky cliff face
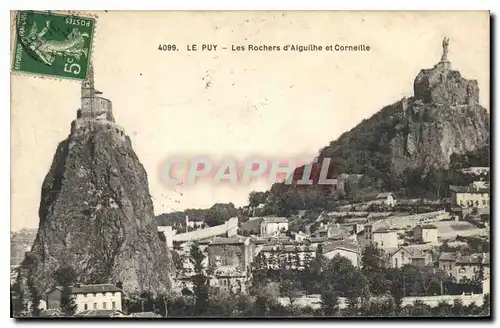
[21,118,171,295]
[391,61,489,174]
[390,100,489,174]
[318,57,489,181]
[413,63,479,106]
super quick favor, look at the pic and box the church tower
[80,64,96,118]
[77,63,114,122]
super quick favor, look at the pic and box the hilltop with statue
[297,37,490,189]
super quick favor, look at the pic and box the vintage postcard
[10,11,490,318]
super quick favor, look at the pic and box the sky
[11,11,489,231]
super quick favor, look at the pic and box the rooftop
[49,284,122,295]
[411,250,427,259]
[450,185,490,194]
[456,253,490,265]
[389,246,414,257]
[75,309,124,317]
[439,252,457,261]
[262,217,288,224]
[322,241,360,254]
[261,244,314,253]
[306,237,327,243]
[373,227,397,234]
[329,228,350,239]
[376,192,396,199]
[127,312,162,318]
[249,236,268,245]
[208,236,247,245]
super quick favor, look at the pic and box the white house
[386,247,413,268]
[450,185,490,209]
[46,284,122,314]
[322,241,361,267]
[372,228,398,249]
[375,192,397,207]
[413,225,439,245]
[260,217,289,236]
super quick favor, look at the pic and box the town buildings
[414,225,439,245]
[386,247,414,268]
[364,192,397,208]
[385,246,434,269]
[322,241,361,267]
[438,252,490,282]
[46,284,122,314]
[315,224,352,241]
[260,217,289,236]
[450,184,490,210]
[206,236,255,293]
[453,253,490,282]
[258,243,316,270]
[372,228,398,249]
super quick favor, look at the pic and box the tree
[53,265,78,316]
[190,242,209,315]
[171,250,184,271]
[361,245,390,295]
[433,300,452,316]
[60,287,77,316]
[207,288,238,317]
[400,300,432,316]
[319,283,340,316]
[54,265,78,287]
[24,254,42,317]
[11,280,25,317]
[451,299,465,316]
[251,282,280,317]
[302,244,325,294]
[322,255,363,297]
[344,295,360,316]
[139,291,153,312]
[481,294,490,316]
[279,279,301,306]
[28,281,42,317]
[249,191,269,215]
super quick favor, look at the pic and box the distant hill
[155,203,239,229]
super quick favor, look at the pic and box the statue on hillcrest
[441,37,450,62]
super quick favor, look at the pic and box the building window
[103,302,107,309]
[112,301,116,310]
[84,304,88,310]
[482,200,486,205]
[93,303,97,309]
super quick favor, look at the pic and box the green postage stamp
[12,11,95,80]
